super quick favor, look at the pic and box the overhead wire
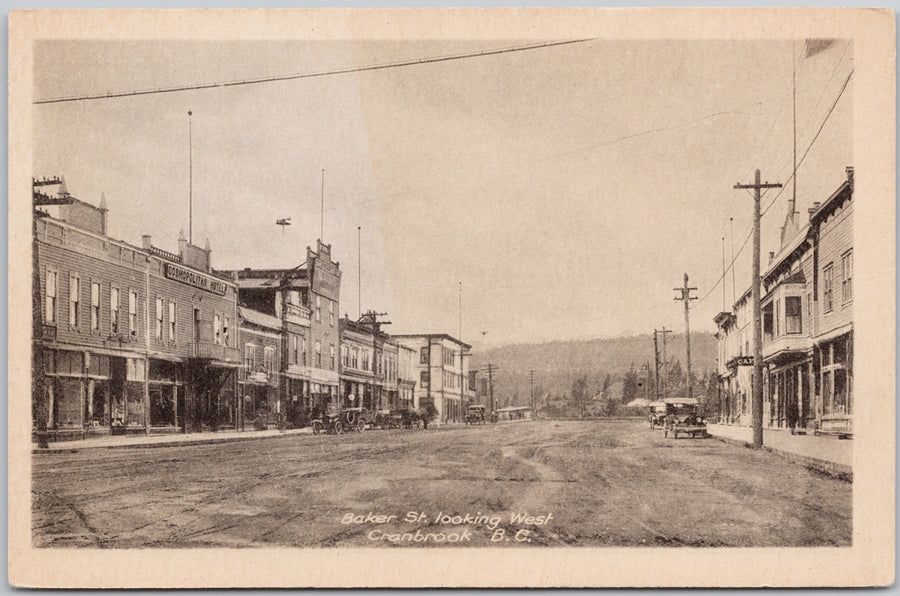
[34,38,595,105]
[694,65,853,309]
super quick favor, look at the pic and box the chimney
[142,235,152,250]
[203,238,212,271]
[178,228,187,257]
[99,193,108,235]
[808,201,822,220]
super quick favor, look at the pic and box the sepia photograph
[9,7,895,588]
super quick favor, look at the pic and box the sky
[32,38,853,347]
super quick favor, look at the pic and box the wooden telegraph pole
[674,274,698,400]
[653,330,660,400]
[734,170,782,448]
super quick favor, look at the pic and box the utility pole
[529,370,535,414]
[653,330,660,400]
[735,170,782,448]
[320,168,325,242]
[674,273,698,399]
[487,363,495,421]
[659,327,671,398]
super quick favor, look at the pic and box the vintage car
[662,397,707,439]
[648,401,667,429]
[465,405,487,425]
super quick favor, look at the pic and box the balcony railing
[192,341,241,362]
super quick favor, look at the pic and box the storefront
[148,358,185,431]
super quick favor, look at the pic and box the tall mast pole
[357,226,362,319]
[320,168,325,241]
[188,110,193,245]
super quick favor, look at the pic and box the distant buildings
[393,334,474,426]
[714,167,853,435]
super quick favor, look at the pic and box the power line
[34,39,595,105]
[697,67,853,309]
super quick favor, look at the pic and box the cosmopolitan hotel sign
[165,263,227,295]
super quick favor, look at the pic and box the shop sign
[728,355,754,368]
[165,263,227,295]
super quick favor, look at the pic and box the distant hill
[470,332,716,409]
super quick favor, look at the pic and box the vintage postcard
[8,7,895,588]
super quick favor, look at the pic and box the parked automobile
[661,397,707,439]
[465,405,486,425]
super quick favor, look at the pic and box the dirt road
[32,419,851,547]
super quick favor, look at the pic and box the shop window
[150,386,175,427]
[785,296,802,334]
[91,282,101,331]
[69,275,80,327]
[110,287,120,334]
[88,354,110,377]
[45,269,57,323]
[841,250,852,304]
[86,380,108,428]
[126,382,144,426]
[129,290,138,336]
[156,297,164,340]
[823,263,833,312]
[53,377,83,428]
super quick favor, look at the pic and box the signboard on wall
[311,262,340,300]
[164,263,227,295]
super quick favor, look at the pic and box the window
[110,287,119,333]
[362,349,370,371]
[69,275,80,327]
[264,347,276,376]
[214,314,221,345]
[155,297,163,340]
[90,282,101,331]
[330,344,335,369]
[223,317,231,347]
[244,344,256,370]
[420,371,429,387]
[341,344,349,367]
[292,335,300,365]
[329,300,335,326]
[785,296,802,334]
[351,346,359,369]
[420,347,428,364]
[841,250,853,304]
[301,339,307,366]
[45,269,57,323]
[315,341,322,367]
[129,291,138,336]
[169,302,176,341]
[823,263,834,312]
[316,296,321,323]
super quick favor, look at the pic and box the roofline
[392,333,472,349]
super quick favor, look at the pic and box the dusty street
[32,420,851,548]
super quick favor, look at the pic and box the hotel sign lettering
[165,263,227,295]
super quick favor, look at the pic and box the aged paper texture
[9,7,895,588]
